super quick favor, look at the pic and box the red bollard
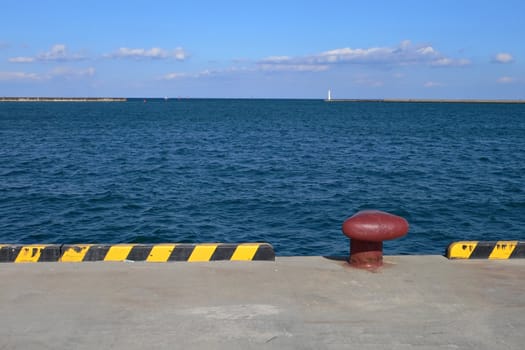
[342,210,409,269]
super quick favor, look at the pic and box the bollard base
[349,239,383,269]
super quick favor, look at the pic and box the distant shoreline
[0,97,127,102]
[325,98,525,104]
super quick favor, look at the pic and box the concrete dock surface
[1,256,524,349]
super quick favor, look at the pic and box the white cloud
[10,45,188,63]
[173,48,187,60]
[8,44,86,63]
[260,56,292,63]
[106,47,187,61]
[430,58,471,67]
[0,67,95,81]
[41,44,67,60]
[161,70,214,80]
[161,67,249,80]
[257,41,470,72]
[492,53,513,64]
[257,56,328,71]
[497,76,515,84]
[163,72,190,80]
[8,56,35,63]
[161,40,470,80]
[112,47,166,58]
[424,81,444,87]
[0,71,42,81]
[258,63,329,72]
[315,47,392,64]
[50,67,96,79]
[417,46,436,55]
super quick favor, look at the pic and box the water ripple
[1,100,524,255]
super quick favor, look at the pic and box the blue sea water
[0,99,524,256]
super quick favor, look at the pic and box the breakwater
[0,97,127,102]
[325,98,525,104]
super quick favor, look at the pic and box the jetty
[324,98,525,104]
[0,97,127,102]
[1,255,524,349]
[323,89,525,103]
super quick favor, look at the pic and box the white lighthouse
[327,89,332,101]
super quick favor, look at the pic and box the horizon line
[1,96,525,104]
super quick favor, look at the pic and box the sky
[1,0,524,99]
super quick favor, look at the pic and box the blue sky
[1,0,523,98]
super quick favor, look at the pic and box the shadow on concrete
[323,256,348,262]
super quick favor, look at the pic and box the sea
[1,99,524,256]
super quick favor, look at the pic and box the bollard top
[342,210,409,242]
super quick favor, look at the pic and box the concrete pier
[1,256,524,349]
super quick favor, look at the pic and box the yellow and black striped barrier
[0,243,275,263]
[447,241,525,259]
